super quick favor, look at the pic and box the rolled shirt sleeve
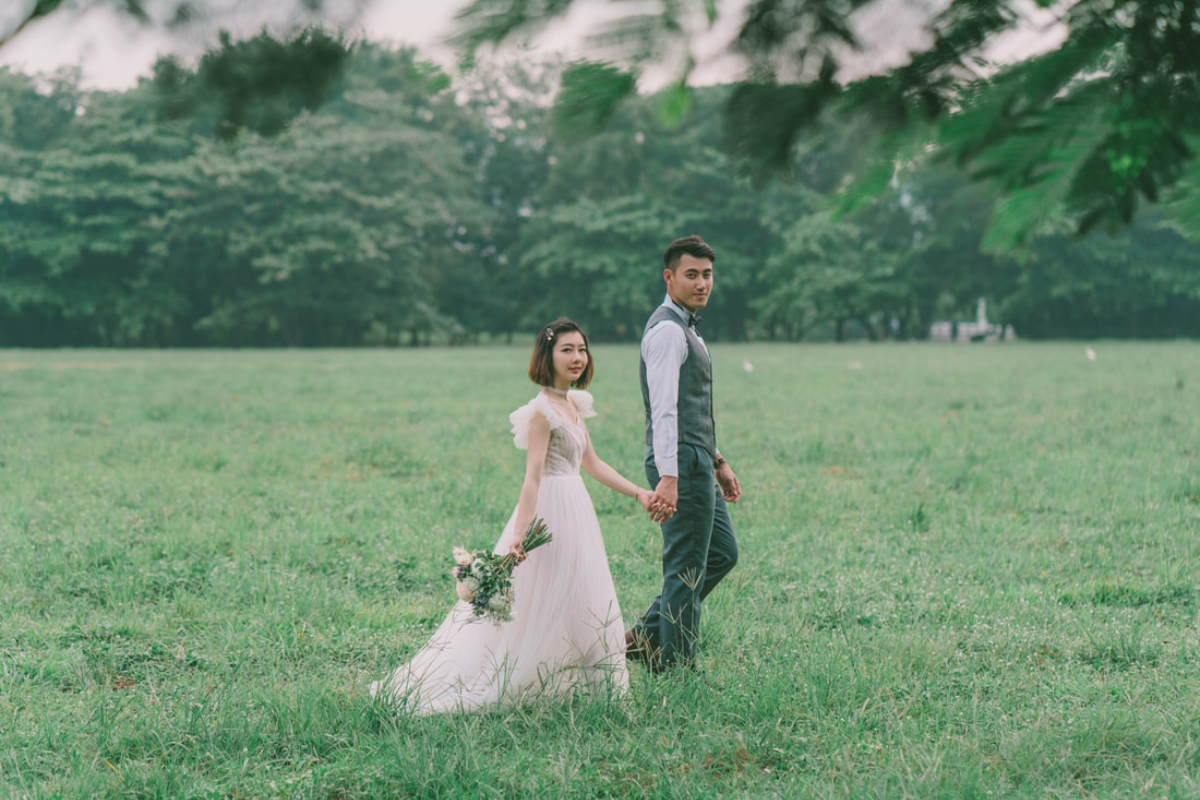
[641,320,688,478]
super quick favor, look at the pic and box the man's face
[664,254,713,313]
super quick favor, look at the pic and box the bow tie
[688,314,701,328]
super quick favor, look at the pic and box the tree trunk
[859,317,879,341]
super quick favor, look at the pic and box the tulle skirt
[370,473,629,714]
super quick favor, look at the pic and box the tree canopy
[1,41,1198,347]
[456,0,1200,250]
[11,1,1200,251]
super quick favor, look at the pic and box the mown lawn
[1,342,1198,798]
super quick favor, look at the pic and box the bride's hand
[637,489,672,523]
[508,540,527,564]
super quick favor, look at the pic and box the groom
[627,235,742,672]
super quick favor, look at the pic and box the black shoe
[624,629,664,673]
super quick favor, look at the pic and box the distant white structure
[930,298,1015,342]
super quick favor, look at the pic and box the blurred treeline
[2,43,1199,347]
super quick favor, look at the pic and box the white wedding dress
[370,390,629,714]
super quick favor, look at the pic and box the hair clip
[545,327,555,341]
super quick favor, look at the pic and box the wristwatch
[713,455,727,469]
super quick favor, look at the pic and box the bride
[371,317,669,714]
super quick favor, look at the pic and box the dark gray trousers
[633,443,738,667]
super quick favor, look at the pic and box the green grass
[1,342,1198,798]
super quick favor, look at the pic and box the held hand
[633,489,662,525]
[638,489,673,523]
[651,477,678,521]
[716,463,742,503]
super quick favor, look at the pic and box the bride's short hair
[528,317,594,389]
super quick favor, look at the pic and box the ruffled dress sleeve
[509,395,559,450]
[568,389,597,420]
[509,391,597,449]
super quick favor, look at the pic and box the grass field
[2,342,1199,798]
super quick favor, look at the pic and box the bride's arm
[509,412,551,561]
[580,430,652,508]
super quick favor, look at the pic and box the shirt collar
[661,294,693,325]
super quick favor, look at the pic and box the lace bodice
[509,390,596,476]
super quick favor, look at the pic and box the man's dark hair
[662,235,716,271]
[528,317,595,389]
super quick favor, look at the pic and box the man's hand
[716,462,741,503]
[652,476,678,521]
[637,489,672,523]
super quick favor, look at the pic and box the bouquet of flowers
[452,517,553,625]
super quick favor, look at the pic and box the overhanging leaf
[724,73,840,181]
[657,83,691,128]
[31,0,67,19]
[552,61,637,139]
[834,158,894,216]
[981,182,1061,253]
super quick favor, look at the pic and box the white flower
[488,593,511,611]
[462,576,480,592]
[453,547,473,566]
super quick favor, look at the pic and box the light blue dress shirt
[641,294,709,478]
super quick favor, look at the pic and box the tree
[440,59,558,340]
[456,0,1200,250]
[0,70,190,345]
[2,43,1196,346]
[870,161,1019,338]
[509,86,774,341]
[145,47,492,346]
[755,211,900,341]
[0,45,494,346]
[1006,214,1200,338]
[16,1,1200,254]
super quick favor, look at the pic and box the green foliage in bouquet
[451,517,553,625]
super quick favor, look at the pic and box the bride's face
[551,332,589,387]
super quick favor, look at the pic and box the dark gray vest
[640,306,717,460]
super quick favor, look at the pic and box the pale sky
[0,0,1063,90]
[0,0,470,88]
